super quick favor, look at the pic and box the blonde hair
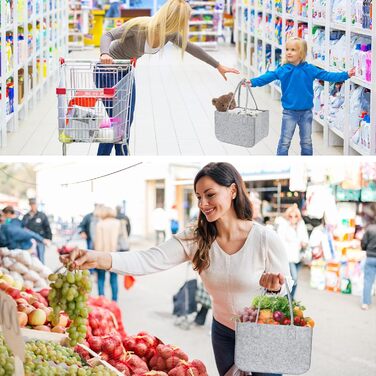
[122,0,191,56]
[282,37,307,65]
[99,206,116,220]
[284,204,302,222]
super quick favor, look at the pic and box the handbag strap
[226,79,260,112]
[255,280,294,326]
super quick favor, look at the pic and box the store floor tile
[0,45,343,156]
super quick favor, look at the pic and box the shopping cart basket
[56,58,136,155]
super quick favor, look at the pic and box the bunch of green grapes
[0,336,15,376]
[48,269,92,346]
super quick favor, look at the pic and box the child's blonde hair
[121,0,191,57]
[282,37,307,64]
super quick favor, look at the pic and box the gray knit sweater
[100,24,220,68]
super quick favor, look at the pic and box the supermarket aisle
[0,44,343,156]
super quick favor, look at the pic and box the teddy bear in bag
[212,92,237,112]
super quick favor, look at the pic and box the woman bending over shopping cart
[97,0,239,155]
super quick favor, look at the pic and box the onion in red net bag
[88,296,127,338]
[149,344,188,372]
[123,331,162,362]
[168,360,208,376]
[133,372,168,376]
[88,306,118,337]
[123,351,149,373]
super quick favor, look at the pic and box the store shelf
[349,140,371,155]
[329,125,344,140]
[351,26,373,37]
[0,0,69,147]
[235,0,376,155]
[189,20,214,25]
[189,0,223,50]
[331,22,347,31]
[313,115,325,127]
[351,76,372,90]
[312,19,326,27]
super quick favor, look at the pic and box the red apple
[17,312,28,327]
[17,304,35,315]
[34,325,51,332]
[20,291,37,304]
[51,326,65,333]
[16,298,29,306]
[32,301,46,309]
[28,309,47,326]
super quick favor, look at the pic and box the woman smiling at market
[96,0,239,156]
[61,162,292,376]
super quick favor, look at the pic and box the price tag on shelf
[0,290,25,375]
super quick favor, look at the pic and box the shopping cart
[56,58,136,155]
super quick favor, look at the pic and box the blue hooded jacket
[250,62,350,110]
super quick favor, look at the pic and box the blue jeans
[105,2,120,17]
[97,269,118,302]
[289,262,301,299]
[362,257,376,305]
[94,67,136,155]
[277,109,313,156]
[212,318,282,376]
[36,242,45,264]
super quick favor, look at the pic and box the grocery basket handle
[254,277,294,326]
[226,79,259,112]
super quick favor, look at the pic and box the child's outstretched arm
[313,66,355,82]
[249,70,280,87]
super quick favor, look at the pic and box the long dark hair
[191,162,253,273]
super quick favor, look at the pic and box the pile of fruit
[238,295,315,327]
[0,278,68,333]
[0,336,116,376]
[0,248,52,290]
[48,269,92,346]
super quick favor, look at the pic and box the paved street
[47,237,376,376]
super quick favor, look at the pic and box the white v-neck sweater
[110,222,292,330]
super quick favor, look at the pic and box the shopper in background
[152,205,168,245]
[105,0,121,17]
[97,0,239,156]
[361,208,376,310]
[61,162,292,376]
[2,206,23,226]
[277,204,309,299]
[247,36,355,155]
[169,204,180,235]
[1,206,47,251]
[22,199,52,264]
[94,206,121,302]
[78,204,103,250]
[116,205,131,238]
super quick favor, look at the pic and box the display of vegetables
[238,295,315,327]
[0,337,117,376]
[48,269,92,346]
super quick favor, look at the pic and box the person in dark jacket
[22,199,52,263]
[361,216,376,310]
[0,207,47,250]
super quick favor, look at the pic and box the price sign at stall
[0,290,25,375]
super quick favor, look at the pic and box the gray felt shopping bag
[235,283,313,375]
[214,79,269,147]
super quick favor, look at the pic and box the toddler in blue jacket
[249,37,355,155]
